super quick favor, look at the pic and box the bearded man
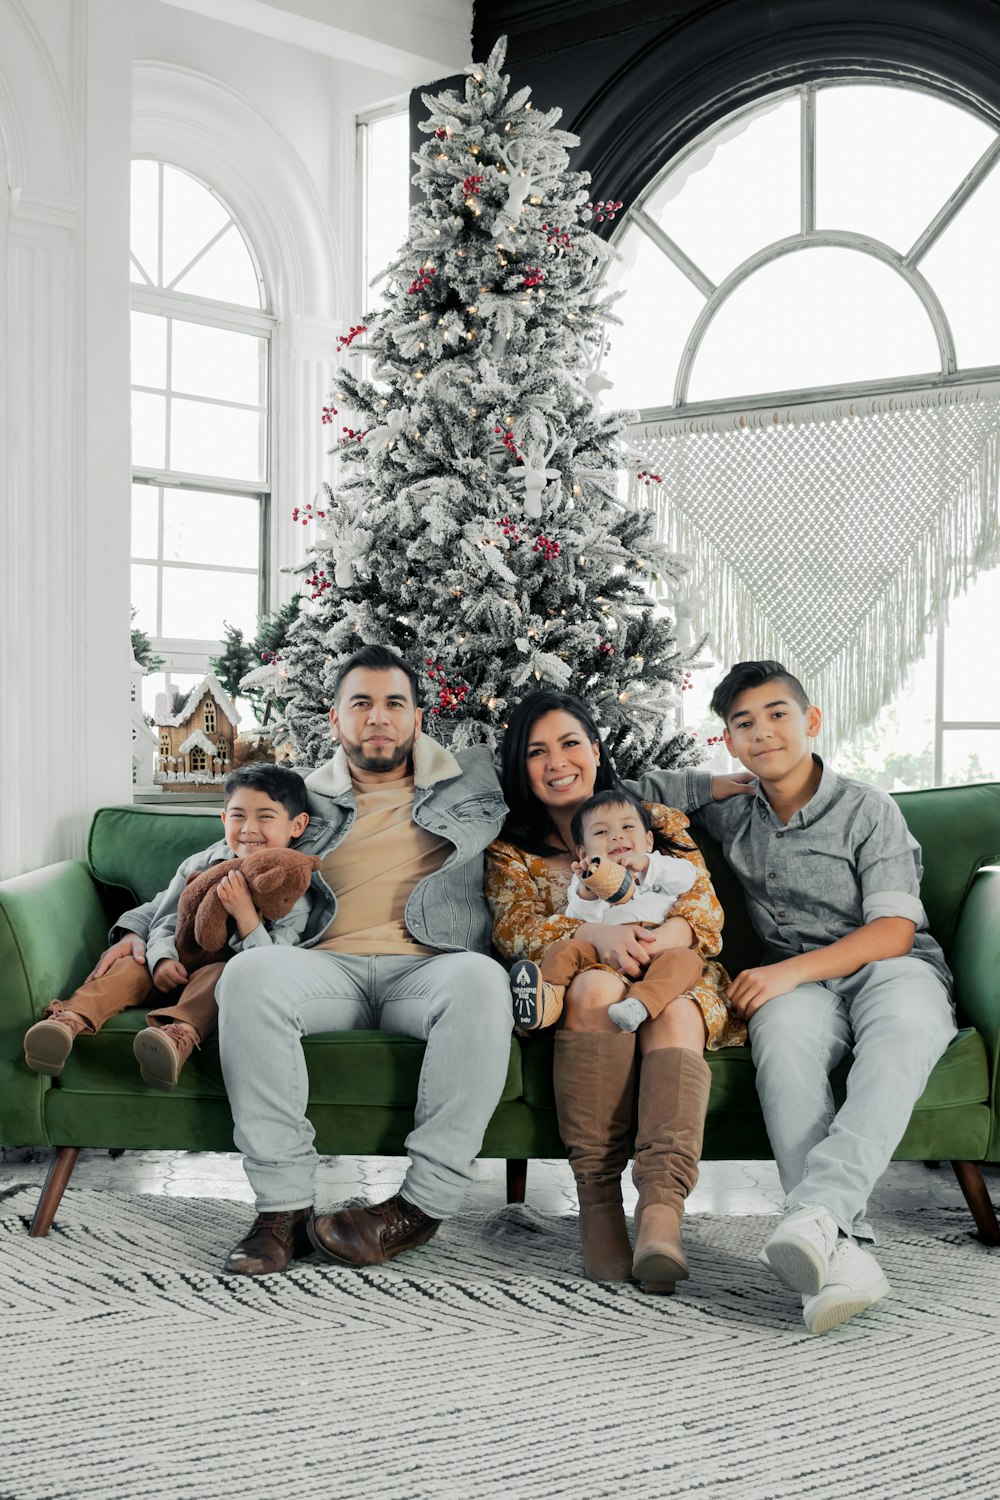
[216,643,512,1276]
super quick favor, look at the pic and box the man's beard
[338,730,414,775]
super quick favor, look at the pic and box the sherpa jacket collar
[305,734,463,801]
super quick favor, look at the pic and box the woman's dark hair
[499,690,623,857]
[570,788,690,858]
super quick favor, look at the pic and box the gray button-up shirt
[632,757,951,990]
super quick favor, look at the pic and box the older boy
[24,765,322,1090]
[635,659,956,1334]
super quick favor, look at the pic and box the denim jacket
[297,736,507,955]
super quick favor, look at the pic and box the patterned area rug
[1,1186,997,1500]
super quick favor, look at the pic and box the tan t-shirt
[315,775,450,955]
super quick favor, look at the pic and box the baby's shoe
[133,1021,200,1092]
[24,1011,91,1076]
[509,961,564,1031]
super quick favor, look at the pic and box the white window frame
[130,159,277,689]
[355,99,409,335]
[613,78,1000,784]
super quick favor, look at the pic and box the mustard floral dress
[486,801,747,1051]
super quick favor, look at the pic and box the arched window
[608,81,1000,787]
[189,747,207,774]
[129,161,273,722]
[204,701,216,734]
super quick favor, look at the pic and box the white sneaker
[760,1205,840,1296]
[801,1240,890,1334]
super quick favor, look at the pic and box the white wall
[0,0,471,879]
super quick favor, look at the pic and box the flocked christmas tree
[268,37,703,778]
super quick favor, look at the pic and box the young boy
[508,789,703,1034]
[23,765,318,1091]
[634,660,956,1334]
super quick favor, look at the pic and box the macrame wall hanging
[627,381,1000,748]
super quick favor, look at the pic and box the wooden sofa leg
[506,1158,527,1204]
[29,1147,81,1238]
[951,1161,1000,1245]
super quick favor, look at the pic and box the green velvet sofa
[2,784,999,1242]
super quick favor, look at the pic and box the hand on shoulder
[711,772,758,802]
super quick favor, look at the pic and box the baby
[509,789,700,1032]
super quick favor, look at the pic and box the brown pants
[540,939,703,1022]
[45,956,225,1041]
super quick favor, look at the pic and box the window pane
[131,563,159,634]
[130,160,160,284]
[643,96,800,287]
[816,85,995,253]
[942,563,1000,720]
[161,566,258,639]
[920,161,1000,369]
[171,319,265,406]
[169,397,265,481]
[364,111,411,305]
[131,391,166,468]
[942,730,1000,785]
[131,311,167,389]
[601,223,706,410]
[687,246,941,401]
[162,490,259,569]
[131,484,159,558]
[831,647,937,790]
[173,223,262,307]
[161,164,230,287]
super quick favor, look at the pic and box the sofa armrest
[949,864,1000,1158]
[0,861,111,1147]
[0,860,111,1024]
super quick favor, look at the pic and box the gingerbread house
[154,673,239,788]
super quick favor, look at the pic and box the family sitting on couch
[23,643,957,1335]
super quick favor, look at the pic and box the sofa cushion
[519,1026,988,1116]
[50,1014,523,1109]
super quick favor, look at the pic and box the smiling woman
[486,688,744,1291]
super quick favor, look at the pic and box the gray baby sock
[608,996,650,1033]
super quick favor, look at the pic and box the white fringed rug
[1,1186,998,1500]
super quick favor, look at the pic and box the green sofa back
[88,783,1000,977]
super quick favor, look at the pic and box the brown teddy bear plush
[175,846,321,970]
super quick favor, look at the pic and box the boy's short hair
[570,789,655,850]
[331,643,422,707]
[222,764,309,819]
[710,660,811,723]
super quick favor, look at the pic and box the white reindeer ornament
[509,439,560,519]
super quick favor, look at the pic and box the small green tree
[130,607,165,674]
[210,597,303,727]
[211,622,255,703]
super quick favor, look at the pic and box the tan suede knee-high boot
[553,1030,637,1281]
[631,1047,712,1289]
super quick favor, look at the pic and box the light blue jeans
[216,946,513,1218]
[748,957,956,1239]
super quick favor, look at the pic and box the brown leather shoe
[224,1208,313,1276]
[133,1022,199,1092]
[308,1194,441,1267]
[24,1012,91,1076]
